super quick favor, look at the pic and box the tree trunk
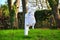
[15,0,20,18]
[14,0,20,28]
[53,6,60,28]
[7,0,13,28]
[22,0,27,28]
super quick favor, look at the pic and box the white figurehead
[24,0,38,36]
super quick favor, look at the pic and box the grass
[0,29,60,40]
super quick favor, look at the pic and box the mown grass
[0,29,60,40]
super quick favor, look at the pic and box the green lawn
[0,29,60,40]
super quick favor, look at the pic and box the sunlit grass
[0,29,60,40]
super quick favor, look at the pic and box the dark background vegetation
[0,0,60,29]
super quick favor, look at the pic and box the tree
[13,0,20,28]
[7,0,20,28]
[48,0,60,28]
[7,0,15,28]
[22,0,27,28]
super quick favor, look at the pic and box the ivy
[10,5,16,23]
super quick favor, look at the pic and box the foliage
[35,10,57,28]
[10,9,15,22]
[35,10,53,28]
[10,5,16,22]
[48,0,58,8]
[35,10,52,21]
[1,5,9,17]
[0,4,17,28]
[0,5,10,29]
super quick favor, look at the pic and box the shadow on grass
[22,36,32,39]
